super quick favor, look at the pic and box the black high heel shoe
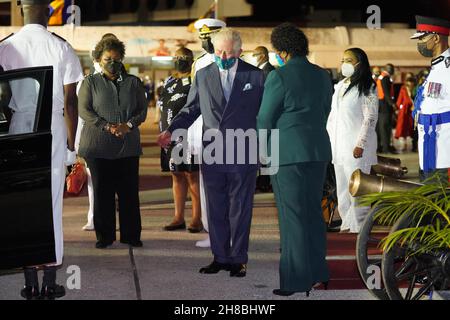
[272,289,295,296]
[306,281,329,297]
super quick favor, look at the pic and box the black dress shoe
[163,221,186,231]
[95,240,113,249]
[41,285,65,300]
[199,261,231,274]
[20,286,40,300]
[229,264,247,277]
[273,289,295,296]
[120,240,143,247]
[187,223,203,233]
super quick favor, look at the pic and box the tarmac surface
[0,108,447,300]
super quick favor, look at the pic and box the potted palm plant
[357,174,450,300]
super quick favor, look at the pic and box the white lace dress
[326,80,379,232]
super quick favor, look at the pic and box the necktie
[223,70,232,102]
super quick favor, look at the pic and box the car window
[0,77,40,136]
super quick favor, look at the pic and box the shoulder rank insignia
[431,56,444,66]
[0,33,14,43]
[51,32,67,42]
[445,57,450,68]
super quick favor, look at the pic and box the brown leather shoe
[163,221,186,231]
[187,222,203,233]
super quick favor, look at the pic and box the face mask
[214,55,237,70]
[93,62,102,74]
[201,38,214,54]
[175,59,191,73]
[417,38,435,57]
[275,54,285,66]
[341,62,356,78]
[103,60,122,76]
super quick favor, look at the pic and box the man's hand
[157,130,172,148]
[65,149,77,166]
[353,147,364,159]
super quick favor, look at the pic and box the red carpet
[324,233,384,290]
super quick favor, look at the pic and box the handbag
[66,161,87,195]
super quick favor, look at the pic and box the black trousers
[86,157,141,243]
[376,112,392,153]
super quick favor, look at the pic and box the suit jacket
[261,62,275,79]
[168,59,265,172]
[257,56,332,166]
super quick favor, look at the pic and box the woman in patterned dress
[159,47,202,233]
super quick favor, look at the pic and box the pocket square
[243,83,253,91]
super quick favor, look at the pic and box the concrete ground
[0,109,447,300]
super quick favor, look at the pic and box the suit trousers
[377,112,392,153]
[271,161,329,292]
[86,157,142,243]
[202,168,257,264]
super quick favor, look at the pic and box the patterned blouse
[158,75,191,133]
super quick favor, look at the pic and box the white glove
[65,149,77,166]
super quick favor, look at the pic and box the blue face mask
[214,55,237,70]
[275,54,285,66]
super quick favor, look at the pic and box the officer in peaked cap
[187,17,226,249]
[1,0,83,300]
[410,15,450,182]
[194,18,227,55]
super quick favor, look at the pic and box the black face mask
[104,60,122,76]
[201,38,214,54]
[175,59,191,73]
[417,38,435,58]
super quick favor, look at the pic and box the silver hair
[210,28,242,54]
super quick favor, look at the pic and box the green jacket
[257,56,332,166]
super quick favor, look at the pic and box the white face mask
[341,62,356,78]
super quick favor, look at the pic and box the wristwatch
[126,121,133,129]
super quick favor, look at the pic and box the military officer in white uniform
[411,16,450,181]
[0,0,83,299]
[188,18,226,248]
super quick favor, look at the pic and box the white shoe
[82,223,94,231]
[195,236,210,248]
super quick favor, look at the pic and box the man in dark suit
[376,63,396,153]
[253,46,275,79]
[158,28,265,277]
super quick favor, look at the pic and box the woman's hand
[353,147,364,159]
[111,123,130,138]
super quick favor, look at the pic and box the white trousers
[85,167,94,226]
[334,163,371,233]
[51,114,67,265]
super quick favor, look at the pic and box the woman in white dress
[326,48,378,233]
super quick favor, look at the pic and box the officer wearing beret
[0,0,83,299]
[187,18,226,248]
[411,16,450,182]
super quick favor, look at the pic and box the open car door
[0,66,54,270]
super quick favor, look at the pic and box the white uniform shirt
[417,48,450,169]
[187,53,215,155]
[0,24,83,265]
[327,79,379,167]
[0,24,83,115]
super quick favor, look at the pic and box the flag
[48,0,72,26]
[187,2,216,33]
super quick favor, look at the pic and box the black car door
[0,66,54,270]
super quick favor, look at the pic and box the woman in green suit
[257,23,332,297]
